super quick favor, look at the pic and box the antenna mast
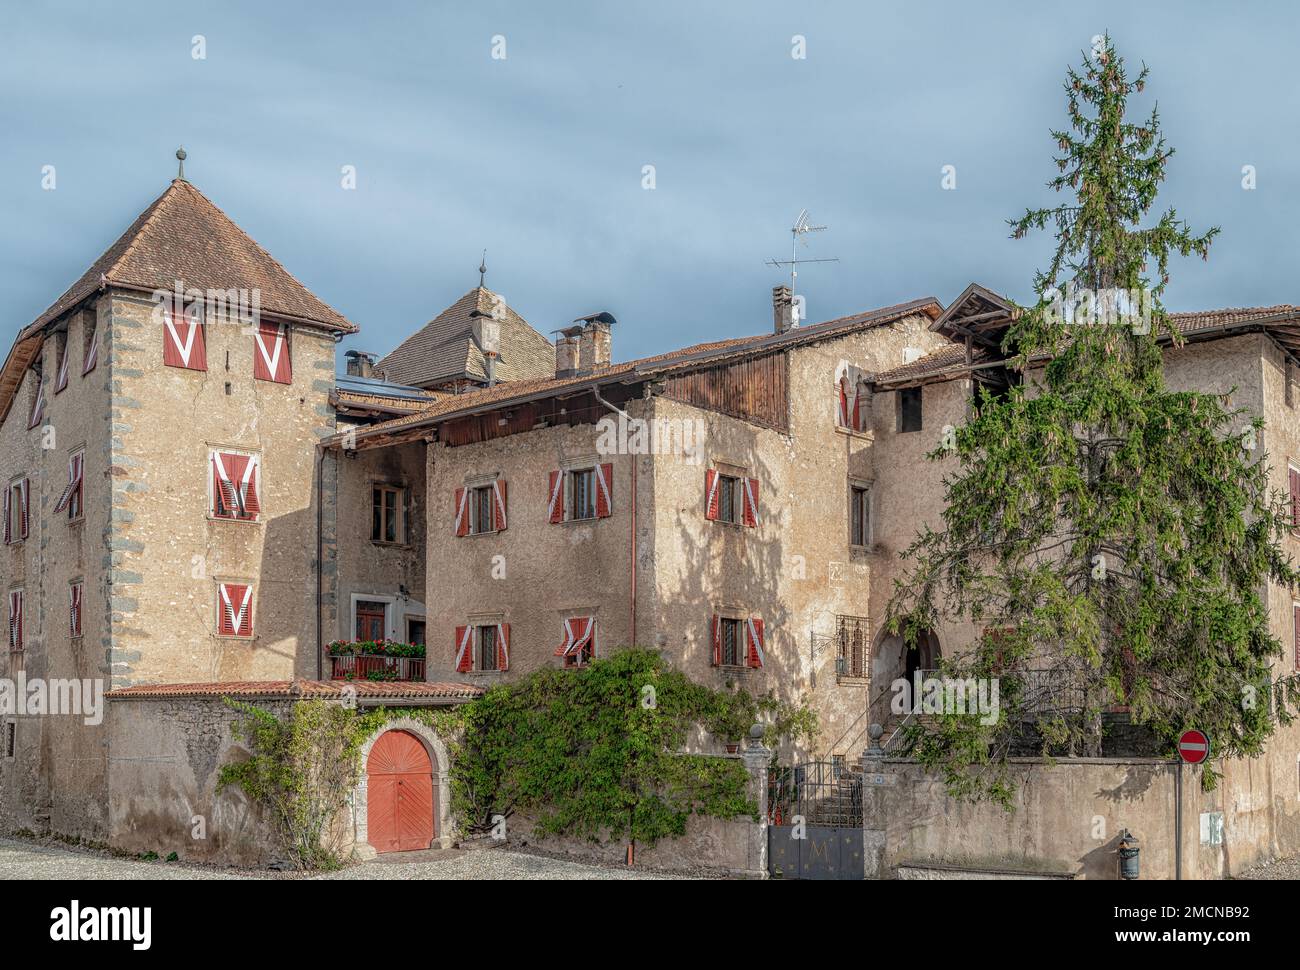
[765,208,839,295]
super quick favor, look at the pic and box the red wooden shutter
[746,618,766,668]
[851,384,862,431]
[1294,604,1300,669]
[27,376,45,429]
[82,324,99,375]
[554,618,575,656]
[547,470,564,524]
[253,321,292,384]
[19,480,28,540]
[705,470,720,521]
[455,625,473,672]
[595,463,613,518]
[453,487,469,536]
[492,480,508,531]
[55,454,80,513]
[218,583,253,637]
[711,614,722,666]
[241,457,261,517]
[742,477,759,528]
[212,454,238,516]
[70,583,82,637]
[3,486,10,544]
[162,301,207,371]
[1291,467,1300,527]
[8,590,20,651]
[54,341,70,393]
[497,623,510,671]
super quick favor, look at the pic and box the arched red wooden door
[366,731,435,853]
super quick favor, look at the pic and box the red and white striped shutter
[162,301,207,371]
[742,477,759,528]
[745,618,766,668]
[851,384,862,431]
[70,583,82,637]
[554,618,575,657]
[705,470,720,521]
[496,622,510,671]
[212,454,238,516]
[595,463,613,518]
[19,480,29,540]
[218,583,253,637]
[55,454,78,513]
[492,480,508,531]
[253,321,292,384]
[711,614,722,666]
[27,376,45,429]
[547,470,564,524]
[241,456,261,517]
[82,324,99,375]
[54,341,70,393]
[453,487,469,536]
[455,625,473,672]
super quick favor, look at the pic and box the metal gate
[767,761,864,879]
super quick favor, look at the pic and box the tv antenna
[765,208,839,294]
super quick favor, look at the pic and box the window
[8,589,22,652]
[252,321,292,384]
[837,615,869,679]
[373,486,401,542]
[355,600,387,641]
[4,479,29,545]
[1291,466,1300,529]
[217,582,254,638]
[547,466,612,523]
[406,617,426,647]
[69,582,83,639]
[718,475,739,524]
[161,298,207,371]
[897,387,923,433]
[705,470,758,527]
[211,451,261,521]
[850,485,870,547]
[554,616,596,667]
[472,485,494,534]
[54,451,84,521]
[720,617,742,666]
[837,375,869,431]
[457,622,509,672]
[455,480,506,535]
[711,614,765,669]
[831,754,846,778]
[476,625,498,671]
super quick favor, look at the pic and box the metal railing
[768,760,863,827]
[329,654,426,682]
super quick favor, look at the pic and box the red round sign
[1178,729,1210,764]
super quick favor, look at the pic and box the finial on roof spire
[479,249,487,288]
[176,146,187,181]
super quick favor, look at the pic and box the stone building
[1,171,1298,876]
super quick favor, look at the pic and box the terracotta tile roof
[28,179,356,335]
[347,297,943,442]
[377,287,554,388]
[1168,305,1300,331]
[874,345,992,383]
[332,388,445,414]
[105,680,484,701]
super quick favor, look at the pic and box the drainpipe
[315,446,328,681]
[592,387,636,650]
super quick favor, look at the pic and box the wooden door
[366,731,435,853]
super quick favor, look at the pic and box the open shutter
[742,477,759,528]
[838,378,849,427]
[1291,467,1300,527]
[745,618,766,669]
[492,480,508,532]
[55,455,77,513]
[711,614,722,666]
[70,583,82,637]
[162,302,207,371]
[705,470,720,521]
[27,377,45,429]
[496,623,510,671]
[19,480,29,540]
[253,321,292,384]
[454,487,469,537]
[241,456,261,517]
[554,618,576,657]
[595,463,613,518]
[54,340,70,393]
[4,487,10,544]
[8,591,19,650]
[851,383,862,431]
[1294,604,1300,669]
[82,324,99,375]
[212,453,238,515]
[547,470,564,524]
[455,625,473,672]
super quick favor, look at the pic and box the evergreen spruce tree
[886,36,1300,801]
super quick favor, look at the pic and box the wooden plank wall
[659,350,789,431]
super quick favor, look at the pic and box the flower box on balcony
[327,640,426,682]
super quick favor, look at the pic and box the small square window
[897,387,923,433]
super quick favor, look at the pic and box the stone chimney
[573,312,615,374]
[345,350,376,378]
[772,285,794,334]
[555,335,579,378]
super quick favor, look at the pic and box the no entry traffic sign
[1178,729,1210,765]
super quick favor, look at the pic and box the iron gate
[767,760,864,879]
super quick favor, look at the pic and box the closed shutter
[711,614,722,666]
[8,590,21,651]
[547,470,564,524]
[492,480,508,531]
[851,383,863,431]
[705,470,720,521]
[4,486,10,544]
[745,617,766,669]
[595,463,613,518]
[218,583,253,637]
[253,321,292,383]
[496,622,510,671]
[162,302,207,371]
[70,583,82,637]
[454,487,469,537]
[838,378,849,427]
[1295,604,1300,669]
[213,453,258,519]
[455,625,473,673]
[742,477,759,528]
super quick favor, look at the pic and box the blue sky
[2,1,1296,367]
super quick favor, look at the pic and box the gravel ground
[0,837,684,880]
[1235,855,1300,880]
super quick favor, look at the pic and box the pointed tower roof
[26,178,356,335]
[376,286,553,389]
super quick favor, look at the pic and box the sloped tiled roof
[873,345,975,384]
[377,287,554,388]
[106,680,484,701]
[344,297,944,443]
[29,179,355,334]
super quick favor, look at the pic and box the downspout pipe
[593,387,636,650]
[315,445,328,681]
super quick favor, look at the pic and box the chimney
[469,308,502,386]
[344,350,376,378]
[555,335,579,378]
[573,311,616,374]
[772,285,794,334]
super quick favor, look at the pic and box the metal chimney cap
[572,311,617,326]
